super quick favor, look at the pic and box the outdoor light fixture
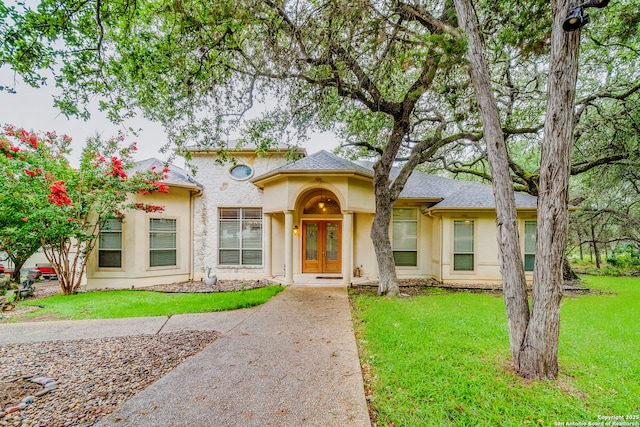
[563,0,610,31]
[293,225,299,236]
[318,188,325,209]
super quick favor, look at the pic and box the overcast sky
[0,68,338,168]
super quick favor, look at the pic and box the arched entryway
[300,189,342,274]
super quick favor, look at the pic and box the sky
[0,69,339,169]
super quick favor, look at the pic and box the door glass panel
[306,223,318,261]
[325,222,339,261]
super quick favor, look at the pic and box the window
[219,208,262,265]
[229,164,253,180]
[453,220,474,271]
[149,218,177,267]
[524,220,536,272]
[392,208,418,267]
[99,219,122,268]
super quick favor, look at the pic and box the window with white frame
[98,219,122,268]
[453,220,474,271]
[524,220,536,272]
[149,218,177,267]
[219,208,262,266]
[392,208,418,267]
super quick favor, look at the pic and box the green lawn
[351,276,640,427]
[17,286,284,320]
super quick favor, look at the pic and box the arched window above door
[302,189,341,214]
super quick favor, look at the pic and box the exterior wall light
[563,0,610,31]
[293,225,299,236]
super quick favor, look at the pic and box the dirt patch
[0,378,41,408]
[16,312,62,323]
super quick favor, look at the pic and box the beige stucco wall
[260,175,375,214]
[82,148,539,288]
[353,213,377,279]
[437,210,536,284]
[391,202,436,280]
[260,175,377,279]
[85,187,195,289]
[191,150,292,280]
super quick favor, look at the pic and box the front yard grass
[351,276,639,427]
[16,285,284,320]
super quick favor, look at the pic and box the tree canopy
[1,0,639,377]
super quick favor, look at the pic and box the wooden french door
[302,221,341,273]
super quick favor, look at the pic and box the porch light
[293,225,299,236]
[318,188,325,209]
[563,0,609,31]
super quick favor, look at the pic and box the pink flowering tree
[0,126,168,295]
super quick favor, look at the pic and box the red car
[34,264,57,280]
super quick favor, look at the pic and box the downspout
[425,208,443,282]
[189,191,195,281]
[189,187,203,281]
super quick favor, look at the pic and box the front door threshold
[315,275,343,279]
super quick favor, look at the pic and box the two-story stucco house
[85,146,538,289]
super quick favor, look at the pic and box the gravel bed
[0,331,219,426]
[136,279,266,293]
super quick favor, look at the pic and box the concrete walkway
[0,286,371,427]
[0,306,261,345]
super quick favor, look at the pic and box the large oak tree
[2,0,636,378]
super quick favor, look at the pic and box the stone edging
[1,375,60,418]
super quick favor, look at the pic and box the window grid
[219,208,263,266]
[453,220,474,271]
[149,218,177,267]
[524,220,536,272]
[392,208,418,267]
[98,219,122,268]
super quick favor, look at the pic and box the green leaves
[0,125,168,293]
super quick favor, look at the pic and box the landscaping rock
[0,331,219,426]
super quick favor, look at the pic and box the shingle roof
[276,150,373,175]
[258,150,538,209]
[429,180,537,209]
[131,158,203,189]
[353,154,538,209]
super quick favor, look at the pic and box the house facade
[85,148,538,289]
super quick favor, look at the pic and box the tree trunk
[453,0,530,369]
[371,121,410,297]
[518,0,580,379]
[591,220,601,269]
[563,256,579,281]
[43,240,75,295]
[578,227,584,260]
[371,200,399,296]
[10,259,25,283]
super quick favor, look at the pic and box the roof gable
[276,150,373,175]
[253,150,537,210]
[131,158,203,189]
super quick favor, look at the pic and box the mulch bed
[134,279,266,293]
[350,278,592,297]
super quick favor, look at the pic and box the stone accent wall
[191,151,291,280]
